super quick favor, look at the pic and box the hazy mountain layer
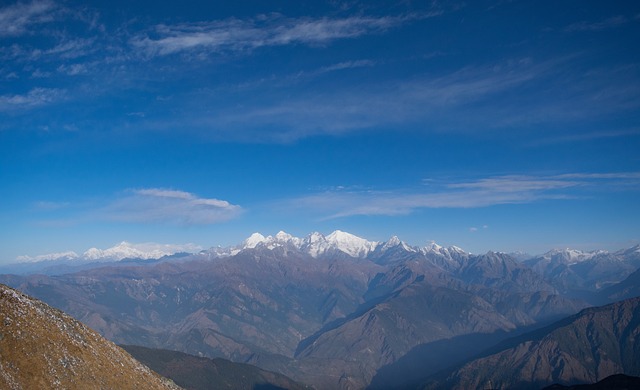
[427,297,640,390]
[0,234,594,389]
[524,246,640,297]
[122,345,307,390]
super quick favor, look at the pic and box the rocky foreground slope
[0,283,180,390]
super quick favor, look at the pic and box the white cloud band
[105,188,242,225]
[286,173,640,219]
[131,14,415,56]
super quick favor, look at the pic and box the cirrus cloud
[284,172,640,219]
[104,188,242,225]
[0,87,65,111]
[0,0,55,37]
[130,13,422,57]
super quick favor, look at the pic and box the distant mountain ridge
[7,230,639,278]
[424,296,640,390]
[16,241,202,263]
[2,232,640,389]
[0,235,593,389]
[524,245,640,295]
[205,230,467,261]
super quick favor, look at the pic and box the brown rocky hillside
[0,283,181,390]
[426,296,640,390]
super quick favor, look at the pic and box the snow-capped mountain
[205,230,469,265]
[17,242,202,263]
[82,242,202,261]
[307,230,378,258]
[421,241,467,257]
[541,248,608,265]
[215,230,379,258]
[379,235,416,253]
[15,251,80,263]
[524,246,640,292]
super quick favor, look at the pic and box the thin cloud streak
[197,53,639,142]
[103,188,242,225]
[131,13,421,56]
[286,173,640,219]
[192,58,561,141]
[0,87,65,111]
[0,0,55,37]
[564,15,629,32]
[316,59,376,74]
[532,128,640,146]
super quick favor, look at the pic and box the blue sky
[1,0,639,261]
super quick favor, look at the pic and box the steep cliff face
[430,297,640,390]
[0,284,180,390]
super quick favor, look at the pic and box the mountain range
[424,297,640,389]
[1,231,639,389]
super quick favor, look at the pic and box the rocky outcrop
[0,283,180,390]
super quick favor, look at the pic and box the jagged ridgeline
[0,284,180,389]
[1,231,640,389]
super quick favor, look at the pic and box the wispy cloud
[0,87,64,111]
[532,128,640,145]
[198,52,640,143]
[103,188,242,225]
[564,15,629,32]
[131,14,418,56]
[33,201,70,211]
[195,58,556,141]
[284,173,640,219]
[57,63,89,75]
[316,59,376,74]
[38,37,97,60]
[0,0,55,37]
[446,175,581,192]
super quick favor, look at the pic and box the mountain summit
[208,230,463,261]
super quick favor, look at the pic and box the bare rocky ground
[0,283,181,390]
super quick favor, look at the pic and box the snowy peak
[231,230,379,258]
[615,244,640,256]
[420,242,468,260]
[383,236,401,248]
[423,241,443,252]
[380,236,416,253]
[19,242,201,264]
[542,248,607,265]
[324,230,379,258]
[83,241,163,261]
[301,232,329,258]
[16,251,79,263]
[243,233,266,248]
[252,233,468,260]
[231,230,303,254]
[275,231,294,242]
[306,231,325,244]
